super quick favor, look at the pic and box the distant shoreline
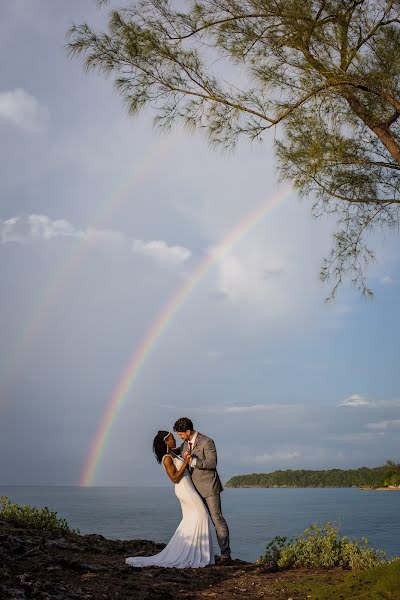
[359,486,400,491]
[226,484,400,490]
[225,463,400,489]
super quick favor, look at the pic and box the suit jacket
[179,432,223,499]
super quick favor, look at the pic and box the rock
[0,534,29,556]
[83,534,106,542]
[0,586,28,600]
[70,561,108,574]
[45,538,79,551]
[0,516,342,600]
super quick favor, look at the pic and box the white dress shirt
[188,431,198,468]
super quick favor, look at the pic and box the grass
[278,558,400,599]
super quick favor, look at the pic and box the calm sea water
[1,486,399,562]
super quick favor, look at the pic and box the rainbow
[80,184,292,486]
[0,134,180,401]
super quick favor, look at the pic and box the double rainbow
[0,135,179,401]
[80,184,292,486]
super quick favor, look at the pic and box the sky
[0,0,399,486]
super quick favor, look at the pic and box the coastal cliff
[1,516,399,599]
[0,516,328,600]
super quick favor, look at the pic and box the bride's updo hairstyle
[153,430,170,464]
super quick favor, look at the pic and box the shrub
[258,523,386,571]
[0,496,79,535]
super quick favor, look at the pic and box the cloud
[253,451,300,464]
[380,275,393,285]
[132,239,191,266]
[212,403,297,414]
[0,88,49,131]
[328,432,385,443]
[155,402,296,414]
[0,214,191,266]
[26,215,76,240]
[338,394,400,409]
[366,419,400,431]
[0,215,75,244]
[214,251,286,310]
[84,228,126,246]
[339,394,370,407]
[0,217,26,243]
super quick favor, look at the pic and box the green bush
[258,523,386,571]
[0,496,79,535]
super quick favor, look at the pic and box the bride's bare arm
[163,455,190,484]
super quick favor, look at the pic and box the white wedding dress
[126,455,214,568]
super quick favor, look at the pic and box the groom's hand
[183,451,191,460]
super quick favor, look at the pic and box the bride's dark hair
[153,430,170,464]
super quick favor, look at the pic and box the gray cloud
[0,214,191,266]
[156,403,297,415]
[216,403,297,414]
[338,394,400,409]
[380,275,394,285]
[366,420,400,431]
[0,88,49,131]
[339,394,370,407]
[132,239,191,266]
[328,432,385,443]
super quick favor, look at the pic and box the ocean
[1,486,399,562]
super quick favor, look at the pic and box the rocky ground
[0,518,342,600]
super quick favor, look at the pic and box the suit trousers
[203,494,231,557]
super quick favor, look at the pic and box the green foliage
[226,461,400,488]
[258,523,386,571]
[384,473,400,487]
[281,557,400,599]
[67,0,400,298]
[0,496,79,535]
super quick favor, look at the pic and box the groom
[173,417,231,564]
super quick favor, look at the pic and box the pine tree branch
[167,14,273,41]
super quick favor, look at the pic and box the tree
[384,473,400,486]
[67,0,400,298]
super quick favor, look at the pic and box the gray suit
[180,432,231,558]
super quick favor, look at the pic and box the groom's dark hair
[173,417,193,432]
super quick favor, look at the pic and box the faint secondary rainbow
[80,184,292,486]
[0,134,180,401]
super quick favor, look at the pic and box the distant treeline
[226,461,400,488]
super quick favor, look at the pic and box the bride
[125,430,215,568]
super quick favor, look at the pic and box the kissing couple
[126,417,231,568]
